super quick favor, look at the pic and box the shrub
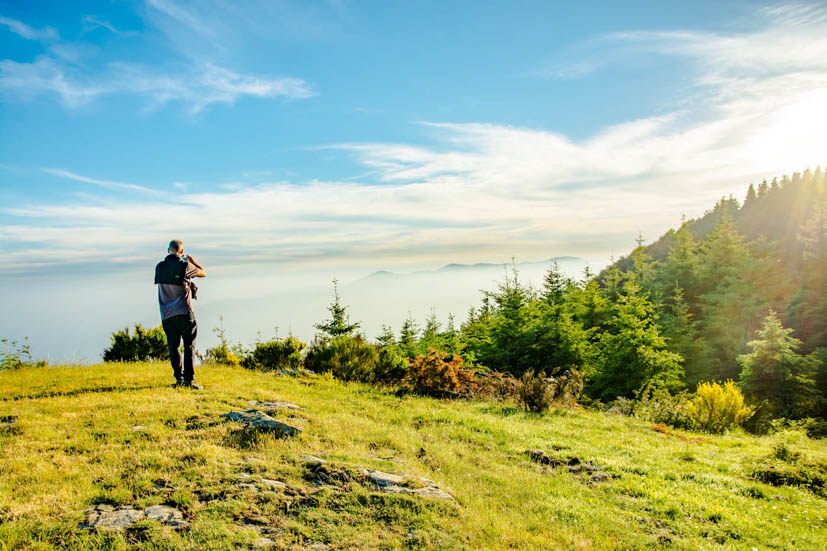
[474,370,521,402]
[518,369,553,412]
[304,335,377,382]
[204,315,242,367]
[103,324,168,362]
[549,368,584,408]
[242,336,305,372]
[685,380,754,433]
[518,368,585,413]
[401,348,473,397]
[631,385,692,429]
[373,346,409,383]
[1,337,46,370]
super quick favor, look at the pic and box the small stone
[96,504,115,512]
[249,399,305,411]
[243,456,265,464]
[237,472,253,480]
[88,508,145,531]
[253,536,276,548]
[222,410,301,437]
[261,478,287,489]
[130,425,148,432]
[362,469,454,500]
[144,505,183,523]
[237,483,258,491]
[301,455,327,468]
[307,543,329,551]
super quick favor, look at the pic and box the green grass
[1,363,825,550]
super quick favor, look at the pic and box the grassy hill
[1,364,825,550]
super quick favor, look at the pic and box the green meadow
[1,363,825,550]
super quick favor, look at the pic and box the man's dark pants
[162,313,198,383]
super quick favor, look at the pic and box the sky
[2,1,827,361]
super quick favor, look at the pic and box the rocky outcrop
[82,504,189,531]
[363,469,454,500]
[246,399,305,412]
[221,409,301,437]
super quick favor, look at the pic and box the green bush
[630,385,692,429]
[242,336,305,372]
[304,335,377,382]
[373,346,409,383]
[103,325,168,362]
[685,380,754,433]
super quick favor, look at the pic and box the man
[154,239,206,388]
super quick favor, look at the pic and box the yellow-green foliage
[685,380,754,433]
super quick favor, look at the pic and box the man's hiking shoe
[183,381,203,390]
[172,379,184,388]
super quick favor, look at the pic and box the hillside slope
[1,364,825,550]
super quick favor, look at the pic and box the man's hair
[168,239,183,253]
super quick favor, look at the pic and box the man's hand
[187,255,207,278]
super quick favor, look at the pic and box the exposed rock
[222,409,301,437]
[82,504,189,531]
[363,469,454,500]
[525,449,565,467]
[238,483,259,491]
[253,536,277,548]
[237,472,253,480]
[243,456,265,465]
[130,425,148,432]
[261,478,287,490]
[247,399,305,412]
[301,455,327,468]
[307,543,330,551]
[144,504,185,525]
[277,369,299,377]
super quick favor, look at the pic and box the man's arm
[186,255,207,278]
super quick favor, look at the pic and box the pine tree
[376,324,396,347]
[738,310,819,419]
[542,262,570,305]
[745,183,757,205]
[660,285,700,385]
[398,313,419,359]
[589,281,684,400]
[757,179,769,197]
[419,308,443,353]
[314,279,360,338]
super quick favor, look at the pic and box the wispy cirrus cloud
[81,15,127,35]
[42,169,157,194]
[0,15,58,41]
[0,57,313,111]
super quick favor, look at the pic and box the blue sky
[2,1,827,359]
[3,0,827,274]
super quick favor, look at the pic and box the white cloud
[42,168,158,194]
[81,15,125,35]
[0,15,58,41]
[0,57,313,111]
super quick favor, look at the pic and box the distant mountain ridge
[362,256,586,280]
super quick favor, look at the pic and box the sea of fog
[0,257,606,364]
